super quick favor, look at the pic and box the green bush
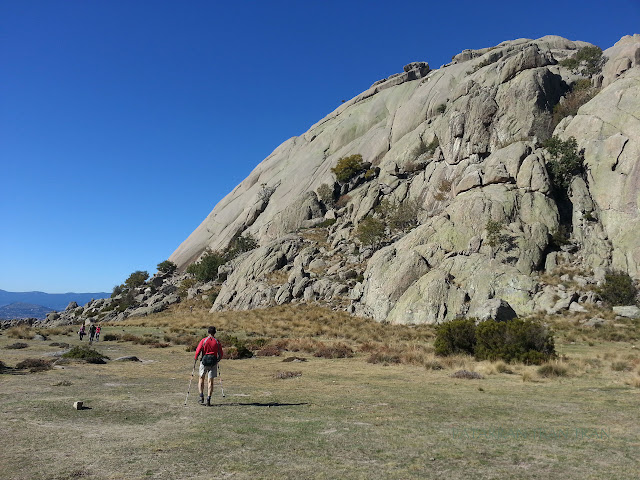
[543,136,583,192]
[434,318,477,356]
[124,270,149,289]
[186,250,225,282]
[226,233,259,259]
[377,199,420,232]
[598,271,638,306]
[157,260,177,274]
[111,284,124,298]
[475,318,555,364]
[331,154,365,183]
[62,345,109,363]
[355,216,386,249]
[559,46,604,76]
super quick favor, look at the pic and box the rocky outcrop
[163,35,640,324]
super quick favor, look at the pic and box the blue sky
[1,0,638,293]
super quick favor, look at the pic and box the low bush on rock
[543,136,583,192]
[331,154,365,183]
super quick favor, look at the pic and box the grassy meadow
[1,302,639,479]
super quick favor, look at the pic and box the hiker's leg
[207,377,214,397]
[198,375,205,395]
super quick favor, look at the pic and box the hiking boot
[206,398,212,407]
[198,395,204,405]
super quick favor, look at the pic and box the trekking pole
[218,364,225,397]
[184,357,198,406]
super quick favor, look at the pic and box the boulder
[612,306,640,319]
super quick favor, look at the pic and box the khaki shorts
[199,363,218,379]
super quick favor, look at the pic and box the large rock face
[169,35,640,324]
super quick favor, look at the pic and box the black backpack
[200,337,219,367]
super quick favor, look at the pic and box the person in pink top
[194,326,224,406]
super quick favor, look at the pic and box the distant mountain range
[0,302,53,320]
[0,289,110,319]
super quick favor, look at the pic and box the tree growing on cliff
[124,270,149,289]
[157,260,177,274]
[331,154,365,183]
[356,216,386,249]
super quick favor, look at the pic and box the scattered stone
[581,317,606,328]
[612,306,640,319]
[73,401,83,410]
[113,356,141,362]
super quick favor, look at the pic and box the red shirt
[194,336,223,360]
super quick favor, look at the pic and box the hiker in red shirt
[194,326,223,406]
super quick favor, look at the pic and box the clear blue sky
[1,0,638,293]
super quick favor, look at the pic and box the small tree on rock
[331,154,365,183]
[157,260,177,274]
[124,270,149,290]
[356,216,386,249]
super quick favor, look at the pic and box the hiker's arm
[194,339,203,360]
[217,341,223,360]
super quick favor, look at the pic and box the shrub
[157,260,177,274]
[313,343,353,359]
[436,104,446,114]
[377,199,420,232]
[217,333,254,359]
[6,326,33,339]
[124,270,149,289]
[62,345,109,362]
[543,136,583,192]
[434,319,477,356]
[450,370,484,380]
[186,250,225,282]
[111,284,124,297]
[224,345,253,359]
[331,154,365,183]
[335,194,351,209]
[433,177,452,201]
[257,345,282,357]
[559,46,604,76]
[258,183,276,202]
[317,183,336,207]
[552,80,598,128]
[15,358,52,373]
[598,271,638,306]
[475,318,555,364]
[6,342,28,349]
[226,233,259,259]
[355,216,386,249]
[485,220,510,252]
[537,363,568,377]
[102,333,120,341]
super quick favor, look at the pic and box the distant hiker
[89,324,97,343]
[95,326,101,341]
[78,325,85,341]
[194,326,223,406]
